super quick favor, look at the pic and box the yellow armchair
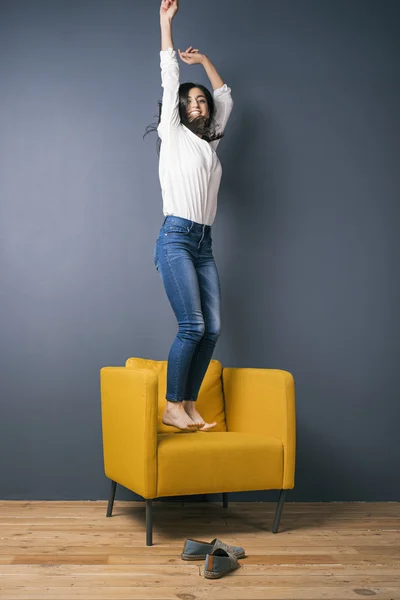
[100,357,296,545]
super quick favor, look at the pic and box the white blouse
[157,47,233,226]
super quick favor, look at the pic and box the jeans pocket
[166,224,190,235]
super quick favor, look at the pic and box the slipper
[204,547,241,579]
[181,537,245,561]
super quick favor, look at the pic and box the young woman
[152,0,233,432]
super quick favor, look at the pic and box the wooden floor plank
[0,587,398,600]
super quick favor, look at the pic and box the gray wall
[1,0,399,502]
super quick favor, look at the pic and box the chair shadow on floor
[108,497,306,539]
[109,494,375,540]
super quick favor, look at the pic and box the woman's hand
[178,46,207,65]
[160,0,179,20]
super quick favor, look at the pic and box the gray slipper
[204,547,241,579]
[181,537,245,561]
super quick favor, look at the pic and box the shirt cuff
[213,83,231,97]
[160,47,176,60]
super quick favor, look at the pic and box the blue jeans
[153,215,222,402]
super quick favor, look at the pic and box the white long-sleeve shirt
[157,47,233,226]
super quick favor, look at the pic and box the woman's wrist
[160,15,173,26]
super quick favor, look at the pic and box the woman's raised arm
[203,56,233,147]
[178,46,234,146]
[158,0,181,134]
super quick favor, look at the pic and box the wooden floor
[0,501,399,599]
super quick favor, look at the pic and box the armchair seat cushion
[157,432,283,497]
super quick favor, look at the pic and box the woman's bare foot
[162,401,199,431]
[182,401,217,431]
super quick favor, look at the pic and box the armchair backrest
[125,358,227,434]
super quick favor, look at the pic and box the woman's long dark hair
[143,82,224,156]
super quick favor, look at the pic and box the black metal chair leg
[146,500,153,546]
[272,489,287,533]
[222,493,228,508]
[106,480,117,517]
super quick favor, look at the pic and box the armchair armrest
[100,367,158,498]
[222,368,296,489]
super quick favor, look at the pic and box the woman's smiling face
[187,87,209,122]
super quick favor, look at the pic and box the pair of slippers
[181,537,246,579]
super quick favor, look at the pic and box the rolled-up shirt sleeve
[158,47,181,138]
[210,83,233,149]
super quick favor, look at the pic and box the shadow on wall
[216,103,290,368]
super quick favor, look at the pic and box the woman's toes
[198,421,217,432]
